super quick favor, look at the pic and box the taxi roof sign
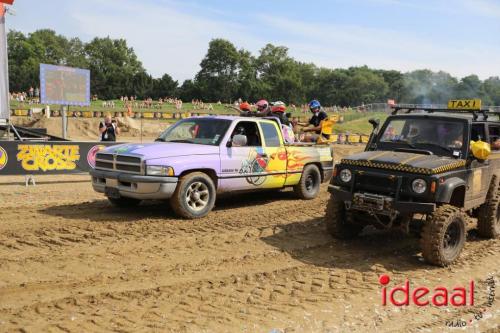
[447,99,482,110]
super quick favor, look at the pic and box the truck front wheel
[420,205,466,267]
[325,195,363,239]
[477,175,500,238]
[170,172,216,219]
[294,164,321,200]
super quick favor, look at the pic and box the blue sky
[6,0,500,81]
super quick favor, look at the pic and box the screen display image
[40,64,90,106]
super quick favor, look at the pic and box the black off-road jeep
[326,104,500,266]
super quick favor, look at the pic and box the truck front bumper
[90,169,178,200]
[328,185,436,214]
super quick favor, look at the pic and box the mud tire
[477,175,500,238]
[294,164,321,200]
[325,195,363,239]
[421,204,467,267]
[170,172,216,219]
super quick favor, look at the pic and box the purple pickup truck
[90,116,334,218]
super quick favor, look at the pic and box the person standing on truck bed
[299,100,329,142]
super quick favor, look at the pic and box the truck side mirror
[227,134,247,147]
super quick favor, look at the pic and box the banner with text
[0,141,119,175]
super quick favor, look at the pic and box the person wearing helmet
[255,99,270,114]
[270,101,290,126]
[299,100,328,142]
[239,101,251,112]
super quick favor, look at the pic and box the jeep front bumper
[328,185,436,214]
[90,169,178,200]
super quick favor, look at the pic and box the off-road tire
[420,205,467,267]
[477,175,500,238]
[294,164,321,200]
[325,195,363,239]
[107,197,141,208]
[170,172,216,219]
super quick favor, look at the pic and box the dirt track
[0,171,498,332]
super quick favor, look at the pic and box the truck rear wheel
[108,197,141,208]
[477,175,500,238]
[420,205,466,267]
[294,164,321,200]
[170,172,216,219]
[325,195,363,239]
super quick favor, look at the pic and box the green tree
[196,38,240,102]
[483,77,500,106]
[84,37,145,99]
[256,44,303,104]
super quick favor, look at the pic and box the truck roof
[191,115,279,123]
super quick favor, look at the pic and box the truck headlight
[146,165,174,176]
[412,179,427,194]
[339,169,352,183]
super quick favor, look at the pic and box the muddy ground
[0,148,498,332]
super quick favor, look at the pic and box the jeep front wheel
[477,175,500,238]
[325,195,363,239]
[420,205,466,266]
[170,172,216,219]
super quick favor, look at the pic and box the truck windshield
[156,118,231,145]
[378,118,466,157]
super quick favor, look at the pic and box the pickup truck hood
[103,142,219,159]
[340,151,466,175]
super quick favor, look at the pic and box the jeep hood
[340,151,466,175]
[103,142,219,159]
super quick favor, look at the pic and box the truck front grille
[95,153,142,174]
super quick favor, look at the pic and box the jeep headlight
[339,169,352,183]
[146,165,174,176]
[412,178,427,194]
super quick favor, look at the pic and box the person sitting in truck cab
[300,100,329,142]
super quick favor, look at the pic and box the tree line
[7,29,500,106]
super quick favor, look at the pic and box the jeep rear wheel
[170,172,216,219]
[325,195,363,239]
[420,205,466,267]
[477,175,500,238]
[294,164,321,200]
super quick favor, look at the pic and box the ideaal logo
[379,274,474,307]
[0,146,7,171]
[17,144,80,171]
[379,274,496,327]
[87,145,106,168]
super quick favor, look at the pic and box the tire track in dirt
[0,176,498,332]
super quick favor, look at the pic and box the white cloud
[70,0,264,81]
[68,0,499,81]
[460,0,500,19]
[257,14,499,79]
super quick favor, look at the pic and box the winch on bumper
[90,169,178,200]
[328,185,436,215]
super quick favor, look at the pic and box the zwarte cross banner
[0,141,120,175]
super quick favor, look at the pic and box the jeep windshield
[376,117,467,158]
[156,118,231,145]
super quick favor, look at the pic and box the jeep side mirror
[365,118,381,152]
[369,118,380,131]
